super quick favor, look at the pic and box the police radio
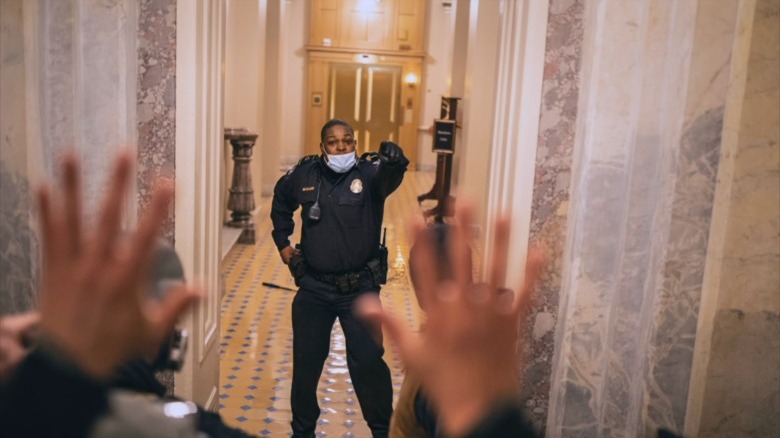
[309,179,322,221]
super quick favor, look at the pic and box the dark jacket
[271,153,408,274]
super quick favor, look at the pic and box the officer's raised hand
[379,141,403,163]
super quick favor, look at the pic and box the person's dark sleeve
[373,149,409,199]
[270,168,301,251]
[463,399,539,438]
[110,358,167,397]
[0,347,109,437]
[196,407,256,437]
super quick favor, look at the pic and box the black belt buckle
[349,272,363,290]
[333,271,364,293]
[336,275,351,293]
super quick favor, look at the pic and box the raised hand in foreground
[35,151,200,380]
[0,312,40,382]
[357,205,544,437]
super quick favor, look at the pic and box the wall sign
[432,119,456,153]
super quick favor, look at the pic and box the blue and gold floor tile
[219,171,433,436]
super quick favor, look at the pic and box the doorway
[305,52,421,163]
[327,63,402,155]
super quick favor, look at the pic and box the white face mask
[324,153,356,173]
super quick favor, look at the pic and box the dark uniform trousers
[291,274,393,438]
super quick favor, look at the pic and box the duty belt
[308,265,375,293]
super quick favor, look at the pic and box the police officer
[271,118,408,438]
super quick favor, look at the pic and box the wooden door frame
[173,0,224,409]
[327,62,404,155]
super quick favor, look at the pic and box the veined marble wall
[0,0,139,314]
[689,0,780,435]
[546,0,746,435]
[522,0,584,432]
[0,0,176,313]
[137,0,177,395]
[36,0,138,210]
[137,0,176,241]
[0,0,39,315]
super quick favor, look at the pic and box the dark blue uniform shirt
[271,153,408,274]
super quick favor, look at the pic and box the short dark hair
[320,119,354,143]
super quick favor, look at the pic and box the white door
[173,0,225,410]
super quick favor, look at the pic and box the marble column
[136,0,177,395]
[686,0,780,436]
[522,0,584,432]
[36,0,139,214]
[137,0,177,242]
[546,0,747,436]
[1,0,140,314]
[0,0,40,315]
[0,0,177,389]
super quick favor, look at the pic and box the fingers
[0,313,41,335]
[355,294,415,362]
[148,284,201,344]
[379,141,402,162]
[62,153,83,256]
[0,342,30,382]
[36,184,60,269]
[451,204,473,289]
[407,218,438,305]
[122,181,174,288]
[93,151,133,259]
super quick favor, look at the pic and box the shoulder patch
[285,154,320,176]
[298,154,319,165]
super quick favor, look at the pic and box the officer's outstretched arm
[374,141,410,198]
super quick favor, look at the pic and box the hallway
[218,170,434,436]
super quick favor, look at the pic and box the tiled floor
[219,171,435,437]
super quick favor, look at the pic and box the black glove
[379,141,403,163]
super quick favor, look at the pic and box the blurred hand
[378,141,403,163]
[35,151,201,380]
[357,204,545,436]
[0,312,40,382]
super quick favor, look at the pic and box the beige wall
[278,0,307,170]
[225,0,306,198]
[452,0,502,239]
[453,1,501,216]
[259,0,308,196]
[224,0,267,205]
[416,1,458,171]
[224,0,265,133]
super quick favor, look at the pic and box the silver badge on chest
[350,179,363,194]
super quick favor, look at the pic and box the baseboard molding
[221,227,242,261]
[203,386,218,412]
